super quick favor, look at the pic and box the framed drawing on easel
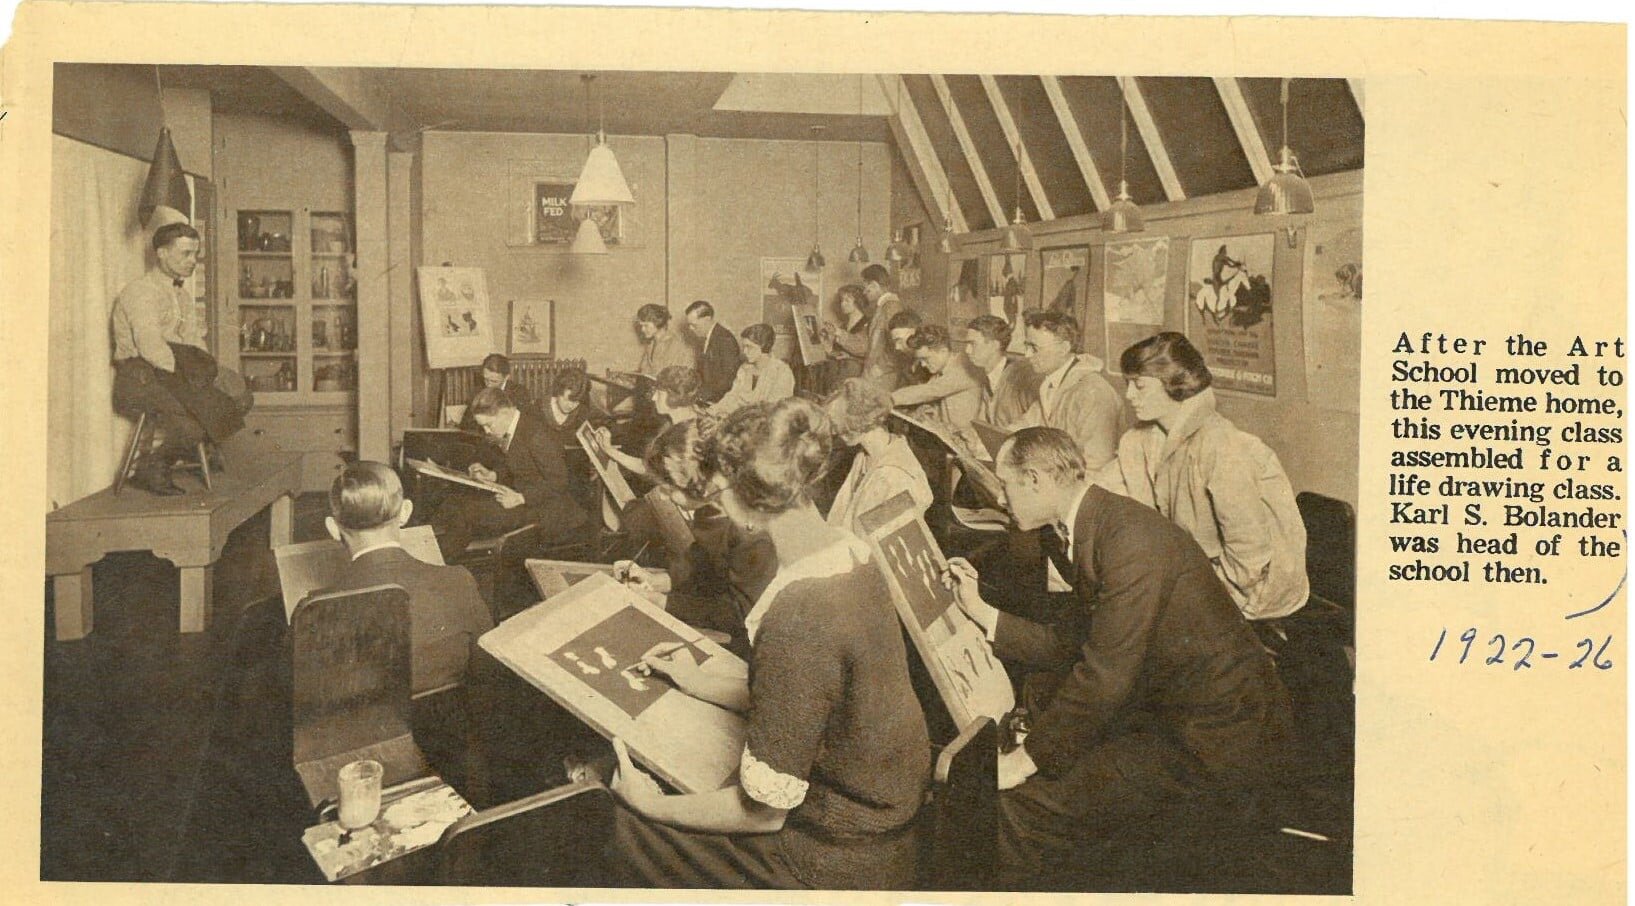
[858,492,1014,730]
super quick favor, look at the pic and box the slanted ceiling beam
[271,67,414,148]
[1213,76,1274,185]
[1038,76,1111,212]
[929,75,1006,228]
[1347,79,1366,120]
[979,75,1053,221]
[1118,76,1185,201]
[877,75,967,233]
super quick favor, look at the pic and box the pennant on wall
[139,126,192,226]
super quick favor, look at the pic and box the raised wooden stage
[46,453,303,641]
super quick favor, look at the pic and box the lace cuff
[739,745,808,810]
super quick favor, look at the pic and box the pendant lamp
[1254,77,1315,247]
[998,141,1033,253]
[1102,91,1145,233]
[847,75,870,264]
[140,67,192,228]
[937,130,959,254]
[805,125,826,272]
[571,215,608,255]
[571,74,635,207]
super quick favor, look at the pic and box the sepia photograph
[4,4,1624,905]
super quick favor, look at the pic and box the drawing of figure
[444,313,462,335]
[462,310,479,333]
[435,276,457,301]
[516,311,540,344]
[460,280,476,303]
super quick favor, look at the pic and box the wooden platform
[46,453,303,641]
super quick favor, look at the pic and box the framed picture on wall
[986,252,1028,353]
[1038,245,1089,320]
[1184,233,1277,396]
[1103,237,1170,371]
[946,257,982,336]
[761,258,821,336]
[506,159,640,248]
[417,266,495,370]
[509,298,555,357]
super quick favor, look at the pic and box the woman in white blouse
[708,323,796,417]
[823,377,934,534]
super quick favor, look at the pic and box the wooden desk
[46,453,303,641]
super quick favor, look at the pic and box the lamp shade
[886,231,912,264]
[805,245,826,272]
[139,126,192,227]
[571,138,636,206]
[848,238,870,264]
[1101,181,1145,233]
[571,217,608,254]
[998,211,1033,253]
[1255,148,1315,215]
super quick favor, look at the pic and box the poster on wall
[1038,246,1089,321]
[1103,237,1170,370]
[535,182,623,247]
[509,299,555,357]
[760,258,822,338]
[947,258,983,335]
[1185,234,1277,396]
[986,252,1028,353]
[506,160,639,248]
[417,266,496,370]
[1302,221,1362,413]
[894,223,923,296]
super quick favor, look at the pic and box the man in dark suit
[682,299,742,405]
[459,353,536,433]
[944,427,1295,889]
[431,386,590,561]
[317,461,494,696]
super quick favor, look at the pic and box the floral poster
[1185,233,1277,396]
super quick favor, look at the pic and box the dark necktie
[172,278,185,288]
[1041,523,1075,586]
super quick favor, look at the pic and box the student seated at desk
[460,353,535,425]
[540,368,592,436]
[623,418,774,658]
[824,377,932,536]
[604,398,931,890]
[591,365,706,480]
[316,462,494,695]
[705,323,795,418]
[891,323,986,449]
[940,427,1294,890]
[430,387,589,561]
[1098,332,1310,625]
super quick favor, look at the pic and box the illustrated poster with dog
[1184,234,1277,396]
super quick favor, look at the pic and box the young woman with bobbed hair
[606,397,931,890]
[1099,331,1310,623]
[823,377,933,535]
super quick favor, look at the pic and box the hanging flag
[139,126,192,226]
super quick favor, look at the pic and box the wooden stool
[113,411,220,495]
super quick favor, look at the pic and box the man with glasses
[1017,310,1121,472]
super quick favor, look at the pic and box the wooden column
[351,131,390,461]
[387,150,415,438]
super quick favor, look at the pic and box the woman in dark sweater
[607,398,932,889]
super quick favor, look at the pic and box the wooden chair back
[290,583,429,808]
[434,780,615,886]
[919,717,998,891]
[1297,491,1356,609]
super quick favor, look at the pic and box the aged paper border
[1,4,1626,904]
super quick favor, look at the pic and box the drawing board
[479,572,746,793]
[644,487,695,561]
[575,421,638,507]
[272,526,444,621]
[525,559,618,599]
[859,493,1014,729]
[790,302,825,367]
